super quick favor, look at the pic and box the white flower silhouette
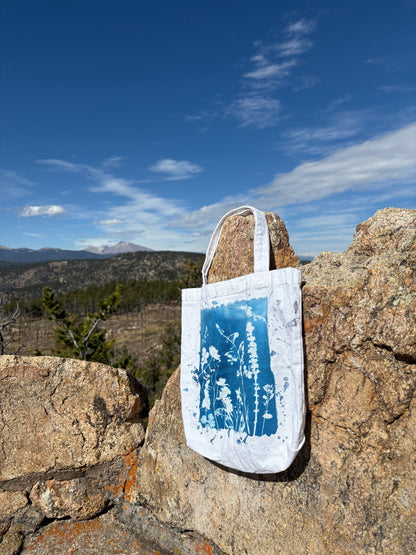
[209,345,221,361]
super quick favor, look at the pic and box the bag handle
[202,206,270,285]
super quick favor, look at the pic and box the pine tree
[42,284,123,364]
[132,320,181,408]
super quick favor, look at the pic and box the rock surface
[208,211,299,282]
[131,208,416,554]
[0,355,223,554]
[0,356,147,482]
[0,356,147,552]
[29,479,109,521]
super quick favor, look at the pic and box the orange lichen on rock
[24,519,104,552]
[24,513,145,554]
[124,453,140,503]
[195,538,214,554]
[103,447,140,502]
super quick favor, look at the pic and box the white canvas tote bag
[180,206,305,473]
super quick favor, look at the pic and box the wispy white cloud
[38,158,86,172]
[244,59,297,80]
[97,219,124,226]
[228,18,317,128]
[179,121,416,231]
[296,212,359,229]
[0,169,36,198]
[185,109,215,122]
[90,175,136,196]
[273,20,316,59]
[101,156,125,168]
[248,18,316,83]
[365,56,388,66]
[20,205,66,217]
[364,53,412,73]
[275,38,313,57]
[293,74,320,91]
[379,84,416,94]
[255,121,416,204]
[37,157,188,250]
[149,158,203,180]
[185,18,317,130]
[281,110,367,156]
[38,158,138,197]
[38,158,184,215]
[227,96,281,128]
[285,18,317,35]
[324,94,354,112]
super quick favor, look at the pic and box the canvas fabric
[180,206,305,473]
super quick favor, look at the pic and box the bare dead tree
[0,303,21,355]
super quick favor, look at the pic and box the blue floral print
[194,297,278,436]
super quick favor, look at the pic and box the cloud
[227,96,281,128]
[101,156,125,168]
[325,94,354,112]
[228,18,316,128]
[38,158,138,197]
[36,157,189,250]
[293,74,320,91]
[91,175,136,196]
[275,38,313,57]
[379,84,416,94]
[179,121,416,232]
[365,56,389,66]
[20,205,66,217]
[255,121,416,204]
[244,60,297,80]
[285,18,316,35]
[0,169,36,198]
[38,158,184,216]
[185,109,211,122]
[38,159,85,172]
[185,18,317,130]
[296,212,359,229]
[252,17,316,70]
[149,158,203,180]
[281,111,368,156]
[273,17,317,60]
[98,219,123,226]
[364,54,411,73]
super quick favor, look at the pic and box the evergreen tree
[178,259,203,289]
[132,320,181,408]
[42,284,123,363]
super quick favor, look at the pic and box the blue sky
[1,0,415,257]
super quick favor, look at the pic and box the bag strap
[202,206,270,285]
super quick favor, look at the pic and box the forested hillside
[0,250,205,302]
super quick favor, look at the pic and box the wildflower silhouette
[195,298,278,436]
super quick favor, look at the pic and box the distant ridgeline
[0,241,152,264]
[0,250,205,304]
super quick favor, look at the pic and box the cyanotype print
[194,297,278,436]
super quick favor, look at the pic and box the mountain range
[85,242,152,255]
[0,242,152,264]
